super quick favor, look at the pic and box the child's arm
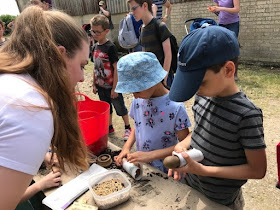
[20,170,61,203]
[162,38,172,84]
[162,0,172,22]
[127,145,175,164]
[152,3,157,18]
[111,61,118,99]
[44,150,59,169]
[99,6,111,18]
[92,79,97,94]
[170,148,266,181]
[114,128,136,166]
[127,128,190,163]
[173,131,192,153]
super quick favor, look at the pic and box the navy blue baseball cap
[169,25,240,102]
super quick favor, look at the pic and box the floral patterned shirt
[129,93,191,173]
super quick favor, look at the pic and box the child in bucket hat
[168,26,266,209]
[114,52,192,173]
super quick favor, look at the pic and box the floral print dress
[129,93,191,173]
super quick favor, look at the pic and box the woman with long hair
[0,6,90,209]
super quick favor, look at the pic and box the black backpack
[154,20,179,74]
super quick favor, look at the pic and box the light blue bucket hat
[115,52,167,93]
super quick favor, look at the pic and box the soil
[78,69,280,210]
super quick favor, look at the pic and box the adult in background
[0,19,8,47]
[152,0,172,22]
[99,1,114,42]
[208,0,240,80]
[0,6,90,209]
[30,0,52,10]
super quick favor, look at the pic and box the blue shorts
[97,86,128,116]
[220,21,239,38]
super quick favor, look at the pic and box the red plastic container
[75,93,110,155]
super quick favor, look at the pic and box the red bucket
[75,93,110,155]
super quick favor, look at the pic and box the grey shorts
[227,189,245,210]
[97,86,128,116]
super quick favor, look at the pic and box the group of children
[89,1,266,209]
[0,0,265,209]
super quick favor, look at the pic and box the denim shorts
[97,86,128,116]
[220,21,239,38]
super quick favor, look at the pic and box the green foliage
[0,14,16,36]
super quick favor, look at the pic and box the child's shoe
[109,127,115,134]
[124,129,131,141]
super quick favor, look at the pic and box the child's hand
[37,171,62,191]
[92,85,97,94]
[114,149,130,166]
[168,168,185,181]
[169,152,205,179]
[173,142,188,153]
[111,89,118,99]
[127,151,152,163]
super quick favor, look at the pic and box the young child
[127,0,173,87]
[90,14,131,141]
[114,52,191,173]
[168,26,267,209]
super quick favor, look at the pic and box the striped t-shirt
[152,0,167,19]
[186,92,266,206]
[139,18,172,65]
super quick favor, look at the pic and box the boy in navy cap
[168,25,267,209]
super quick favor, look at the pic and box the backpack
[154,20,179,74]
[118,15,139,49]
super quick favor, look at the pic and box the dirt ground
[79,69,280,210]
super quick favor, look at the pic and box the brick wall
[76,0,280,65]
[170,0,280,64]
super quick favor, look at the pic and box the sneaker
[109,127,115,134]
[124,129,131,141]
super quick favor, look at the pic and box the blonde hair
[90,14,109,30]
[0,6,90,171]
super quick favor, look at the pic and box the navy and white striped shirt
[186,92,266,206]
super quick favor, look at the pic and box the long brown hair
[0,6,90,171]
